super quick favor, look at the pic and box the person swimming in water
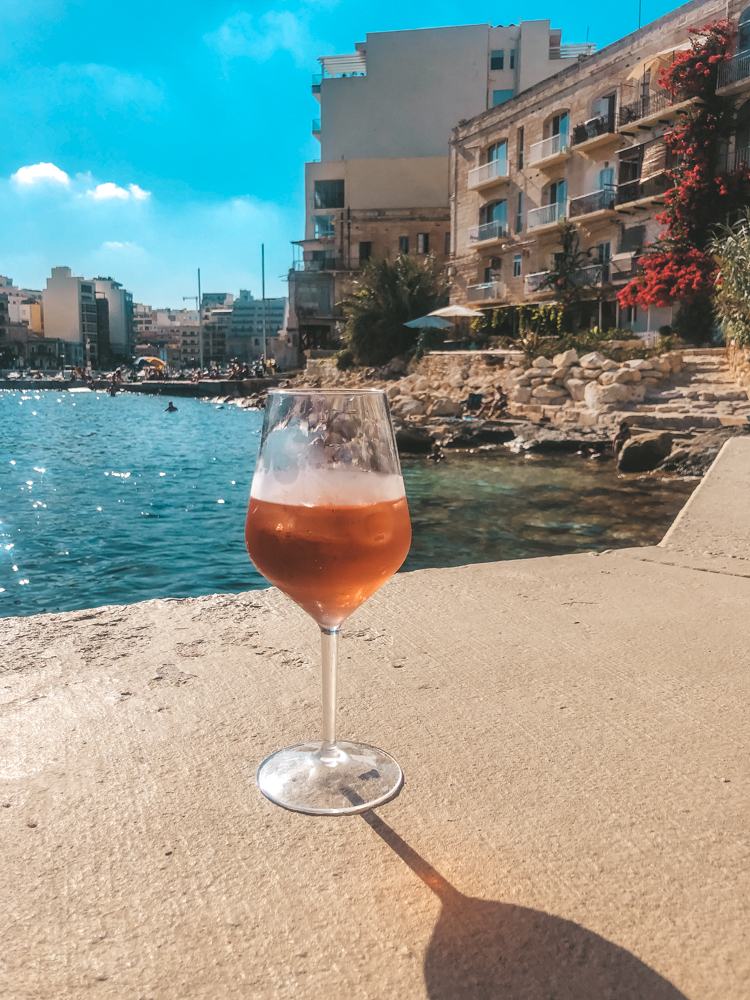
[165,401,178,412]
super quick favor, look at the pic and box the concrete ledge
[2,445,749,998]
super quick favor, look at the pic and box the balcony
[528,133,571,168]
[570,264,605,287]
[311,74,321,97]
[466,281,507,303]
[717,50,750,95]
[468,220,509,246]
[527,202,566,231]
[312,118,321,137]
[524,271,552,294]
[571,113,621,154]
[550,43,597,59]
[568,186,617,220]
[615,176,670,211]
[468,158,509,191]
[293,258,348,272]
[609,256,640,283]
[617,88,699,132]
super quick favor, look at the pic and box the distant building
[289,20,593,351]
[202,292,234,313]
[132,302,155,341]
[226,290,287,363]
[41,267,97,367]
[93,277,134,363]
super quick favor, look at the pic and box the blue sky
[0,0,679,306]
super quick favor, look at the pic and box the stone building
[288,20,595,353]
[448,0,743,341]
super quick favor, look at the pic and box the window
[549,179,566,206]
[515,191,523,233]
[510,49,515,70]
[597,241,611,282]
[517,127,524,169]
[484,266,493,283]
[493,90,513,106]
[490,49,504,70]
[399,235,409,254]
[482,200,507,226]
[313,179,344,208]
[551,112,569,136]
[444,231,451,255]
[513,254,522,278]
[487,140,507,164]
[359,241,372,261]
[314,214,334,238]
[416,233,430,254]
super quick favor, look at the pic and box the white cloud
[87,182,151,202]
[11,162,69,186]
[102,241,144,253]
[88,182,130,201]
[205,9,311,66]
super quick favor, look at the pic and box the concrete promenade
[1,441,749,999]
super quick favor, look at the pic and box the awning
[641,138,668,183]
[625,40,692,82]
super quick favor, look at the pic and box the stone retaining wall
[728,343,750,387]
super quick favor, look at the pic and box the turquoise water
[0,390,695,618]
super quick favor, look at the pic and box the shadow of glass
[360,810,688,1000]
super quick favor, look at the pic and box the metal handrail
[312,118,321,132]
[466,282,507,302]
[569,186,616,218]
[718,50,750,90]
[524,270,551,293]
[570,264,604,286]
[527,202,566,230]
[571,113,615,146]
[293,258,346,272]
[468,220,508,243]
[468,158,509,189]
[528,133,570,165]
[617,88,686,127]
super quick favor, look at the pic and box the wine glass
[245,388,412,815]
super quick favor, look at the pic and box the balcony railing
[466,282,507,302]
[550,43,597,59]
[293,258,347,272]
[468,220,508,243]
[468,158,508,189]
[311,74,322,93]
[569,186,616,218]
[524,271,551,294]
[616,176,670,206]
[571,113,615,146]
[528,133,570,165]
[617,89,686,128]
[718,51,750,91]
[527,202,565,230]
[610,257,640,282]
[570,264,605,286]
[312,118,321,133]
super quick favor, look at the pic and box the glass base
[256,740,404,815]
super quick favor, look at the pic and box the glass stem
[320,626,340,751]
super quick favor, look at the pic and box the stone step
[630,411,723,430]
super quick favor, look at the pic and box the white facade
[42,267,97,344]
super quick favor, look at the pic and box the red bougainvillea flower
[618,248,716,308]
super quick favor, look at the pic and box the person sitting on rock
[478,387,507,420]
[612,420,631,457]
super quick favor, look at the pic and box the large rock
[392,396,426,417]
[601,369,632,386]
[385,384,401,399]
[601,359,619,372]
[553,349,578,367]
[428,398,462,417]
[565,378,586,401]
[584,381,633,409]
[532,384,569,401]
[580,351,607,369]
[532,356,554,369]
[625,358,653,371]
[509,386,532,404]
[650,358,671,373]
[411,375,429,392]
[617,431,674,472]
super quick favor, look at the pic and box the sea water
[0,390,695,617]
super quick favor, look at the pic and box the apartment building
[449,0,738,338]
[0,277,43,331]
[93,278,134,362]
[289,21,595,352]
[42,267,98,367]
[226,290,287,363]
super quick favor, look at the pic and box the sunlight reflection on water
[0,390,695,617]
